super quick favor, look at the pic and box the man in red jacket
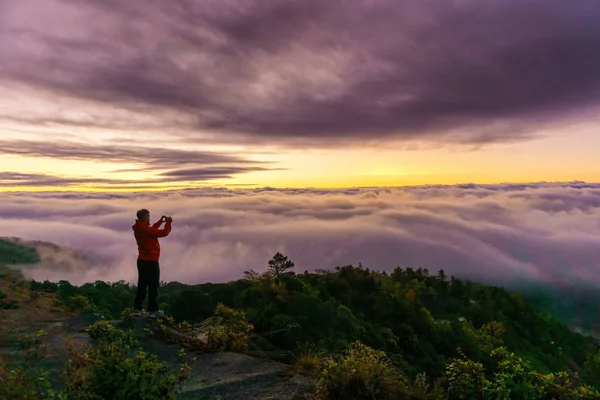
[132,208,172,316]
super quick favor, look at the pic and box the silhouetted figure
[132,209,172,316]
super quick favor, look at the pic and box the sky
[1,0,600,190]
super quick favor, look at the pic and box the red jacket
[133,219,172,261]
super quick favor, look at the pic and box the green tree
[268,252,295,278]
[445,347,487,399]
[485,347,544,399]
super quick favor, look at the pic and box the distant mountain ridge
[0,237,41,265]
[515,282,600,338]
[0,237,112,273]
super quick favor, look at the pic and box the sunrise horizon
[2,178,600,194]
[2,0,600,193]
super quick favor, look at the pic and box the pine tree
[267,252,295,278]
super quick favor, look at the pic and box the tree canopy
[31,253,600,391]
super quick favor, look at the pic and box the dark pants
[133,259,160,312]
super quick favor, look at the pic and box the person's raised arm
[152,216,166,228]
[158,220,172,237]
[144,219,172,237]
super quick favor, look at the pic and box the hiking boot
[149,310,164,317]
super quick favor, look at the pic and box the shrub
[584,349,600,387]
[16,329,51,360]
[205,303,253,352]
[176,320,195,334]
[177,348,196,387]
[484,347,545,399]
[478,321,505,352]
[407,372,444,399]
[0,356,64,400]
[539,371,600,399]
[67,295,91,312]
[0,289,18,309]
[444,346,600,400]
[65,320,183,399]
[444,347,487,399]
[316,341,408,400]
[294,342,322,374]
[86,320,135,347]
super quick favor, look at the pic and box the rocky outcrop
[177,352,316,400]
[116,313,317,399]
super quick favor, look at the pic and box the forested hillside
[517,283,600,338]
[29,253,600,395]
[0,238,41,265]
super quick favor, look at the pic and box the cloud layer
[0,140,278,187]
[2,0,600,146]
[1,183,600,291]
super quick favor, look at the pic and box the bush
[0,355,64,399]
[444,346,600,400]
[584,349,600,387]
[67,295,91,312]
[444,347,487,399]
[407,372,444,399]
[294,342,322,374]
[0,289,18,309]
[316,341,408,400]
[86,320,134,345]
[540,371,600,399]
[64,320,184,399]
[16,329,51,360]
[484,347,544,399]
[205,303,254,352]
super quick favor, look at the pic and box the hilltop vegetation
[0,238,41,265]
[517,284,600,337]
[13,251,598,398]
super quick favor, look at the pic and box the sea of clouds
[1,183,600,289]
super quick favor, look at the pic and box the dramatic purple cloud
[1,183,599,292]
[2,0,600,146]
[0,140,264,169]
[0,169,273,187]
[0,140,278,185]
[0,172,142,187]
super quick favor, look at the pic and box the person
[132,209,172,316]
